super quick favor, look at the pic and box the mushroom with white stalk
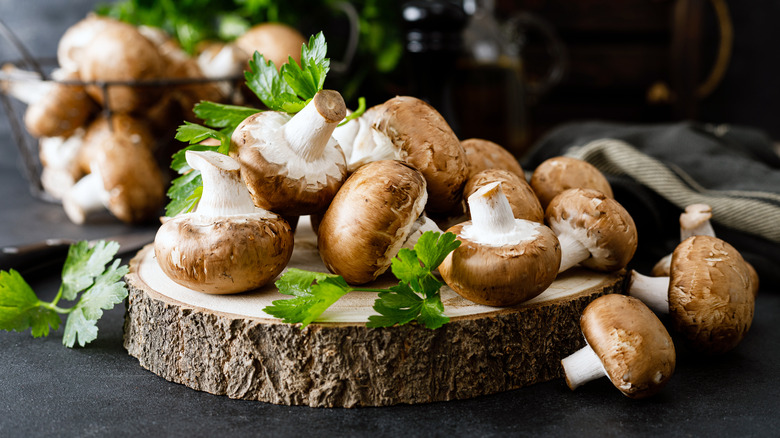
[651,203,759,295]
[628,235,755,355]
[545,188,638,274]
[61,117,165,225]
[317,160,438,285]
[0,65,96,139]
[230,89,348,216]
[154,150,294,294]
[561,293,675,399]
[530,156,613,210]
[464,168,544,224]
[38,129,86,200]
[439,182,561,306]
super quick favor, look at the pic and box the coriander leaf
[0,270,60,337]
[166,171,202,216]
[60,241,120,301]
[417,294,449,329]
[275,268,334,297]
[415,231,461,272]
[192,101,259,129]
[174,122,222,148]
[390,248,426,286]
[281,32,329,100]
[62,308,98,348]
[366,283,421,328]
[265,270,352,328]
[245,52,303,112]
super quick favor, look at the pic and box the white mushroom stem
[0,65,53,105]
[283,90,346,162]
[62,171,109,224]
[680,204,715,241]
[561,343,607,390]
[557,232,591,273]
[187,151,258,216]
[468,182,516,237]
[627,270,671,314]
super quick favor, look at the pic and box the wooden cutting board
[123,217,626,407]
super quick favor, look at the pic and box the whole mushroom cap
[439,220,560,306]
[546,188,637,272]
[57,14,116,73]
[461,138,524,179]
[78,21,165,113]
[669,235,755,354]
[531,156,613,209]
[77,113,156,175]
[372,96,469,214]
[464,168,544,223]
[317,160,428,285]
[580,294,676,399]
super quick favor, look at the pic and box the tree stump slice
[123,217,626,407]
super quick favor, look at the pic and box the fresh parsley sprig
[0,241,129,348]
[264,231,461,330]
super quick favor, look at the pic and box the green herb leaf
[415,231,461,273]
[192,101,260,129]
[265,269,352,328]
[0,270,60,337]
[245,52,304,112]
[165,171,203,216]
[282,32,329,100]
[0,241,128,347]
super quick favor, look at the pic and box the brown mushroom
[561,294,676,399]
[464,168,544,223]
[545,188,638,273]
[317,160,429,285]
[371,96,469,214]
[56,14,115,73]
[530,156,613,210]
[154,151,294,294]
[439,182,561,306]
[234,23,307,70]
[38,130,86,200]
[76,113,156,176]
[461,138,524,179]
[77,19,165,113]
[628,235,755,355]
[230,89,348,216]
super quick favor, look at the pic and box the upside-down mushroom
[464,168,544,223]
[155,151,294,294]
[230,89,348,216]
[439,182,561,306]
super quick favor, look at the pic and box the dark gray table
[1,2,779,436]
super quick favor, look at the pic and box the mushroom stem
[186,151,258,216]
[561,344,606,390]
[679,204,715,241]
[627,270,670,313]
[468,182,516,237]
[557,232,591,273]
[62,171,109,224]
[283,90,347,162]
[0,65,53,105]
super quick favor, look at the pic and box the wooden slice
[123,217,626,407]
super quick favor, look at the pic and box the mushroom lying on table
[545,188,637,273]
[530,156,613,210]
[154,150,294,294]
[628,235,755,355]
[439,182,561,306]
[561,293,675,399]
[230,89,348,216]
[317,160,430,285]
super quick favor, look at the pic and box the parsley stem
[39,300,72,314]
[350,287,389,294]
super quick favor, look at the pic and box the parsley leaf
[265,231,460,330]
[0,241,128,347]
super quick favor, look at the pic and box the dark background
[2,1,780,436]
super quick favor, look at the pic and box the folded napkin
[523,121,780,288]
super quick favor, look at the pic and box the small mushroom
[234,23,307,70]
[530,156,613,210]
[230,89,348,216]
[461,138,524,179]
[464,168,544,223]
[77,113,156,175]
[628,235,755,355]
[546,188,637,273]
[317,160,428,285]
[561,293,675,399]
[154,151,294,294]
[77,19,165,113]
[62,117,164,224]
[439,182,561,306]
[38,129,86,200]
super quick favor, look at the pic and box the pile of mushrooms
[1,14,307,224]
